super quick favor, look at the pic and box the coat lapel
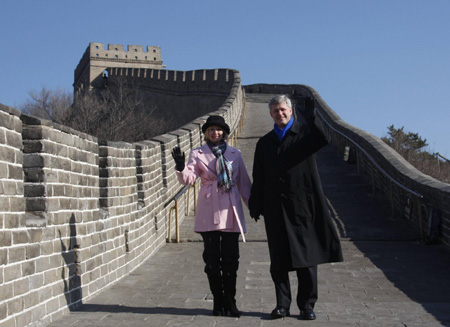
[223,145,238,162]
[197,144,216,173]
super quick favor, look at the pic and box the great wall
[0,43,449,327]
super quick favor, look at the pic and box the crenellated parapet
[74,42,164,95]
[107,67,235,95]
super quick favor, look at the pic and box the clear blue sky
[1,0,449,156]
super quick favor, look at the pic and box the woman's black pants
[200,231,240,301]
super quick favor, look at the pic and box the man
[249,94,343,320]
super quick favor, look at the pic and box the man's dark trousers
[271,266,318,311]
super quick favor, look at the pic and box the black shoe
[300,308,316,320]
[270,306,290,318]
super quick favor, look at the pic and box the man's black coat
[249,109,343,272]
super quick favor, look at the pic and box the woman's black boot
[207,271,225,316]
[223,296,241,317]
[223,271,241,317]
[212,295,225,316]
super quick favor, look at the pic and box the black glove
[305,96,316,111]
[250,210,261,222]
[171,146,185,171]
[302,96,316,121]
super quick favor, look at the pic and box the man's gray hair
[268,95,292,110]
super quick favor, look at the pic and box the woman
[171,115,251,317]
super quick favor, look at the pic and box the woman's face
[207,125,224,144]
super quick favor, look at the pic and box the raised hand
[171,146,185,171]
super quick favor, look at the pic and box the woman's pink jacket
[175,143,251,241]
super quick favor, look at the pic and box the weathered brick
[0,162,8,179]
[23,290,40,309]
[26,244,40,260]
[13,277,30,296]
[29,273,44,289]
[0,249,7,266]
[35,256,50,273]
[24,184,45,197]
[0,147,14,163]
[0,112,15,130]
[45,169,58,183]
[22,126,43,140]
[29,228,43,243]
[24,169,45,183]
[24,212,46,228]
[26,198,46,212]
[0,283,13,302]
[6,130,22,149]
[8,197,25,213]
[4,263,21,282]
[22,260,36,276]
[23,140,44,153]
[45,297,60,316]
[30,303,47,322]
[0,231,11,247]
[0,302,6,321]
[8,246,25,263]
[49,254,63,270]
[15,308,32,327]
[23,154,44,168]
[46,198,60,212]
[58,171,70,184]
[7,297,22,319]
[12,230,29,244]
[0,317,16,327]
[42,226,56,241]
[8,165,23,181]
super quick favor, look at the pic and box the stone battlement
[88,42,162,62]
[74,42,164,94]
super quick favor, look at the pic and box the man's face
[270,101,292,128]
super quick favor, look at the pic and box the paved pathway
[47,95,450,327]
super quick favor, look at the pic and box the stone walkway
[46,95,450,327]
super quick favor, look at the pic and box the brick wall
[0,104,25,325]
[0,70,244,327]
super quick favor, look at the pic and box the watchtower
[73,42,164,96]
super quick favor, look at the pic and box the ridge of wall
[0,70,244,327]
[107,67,234,94]
[245,84,450,248]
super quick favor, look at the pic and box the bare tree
[21,87,72,124]
[69,92,106,137]
[20,79,179,143]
